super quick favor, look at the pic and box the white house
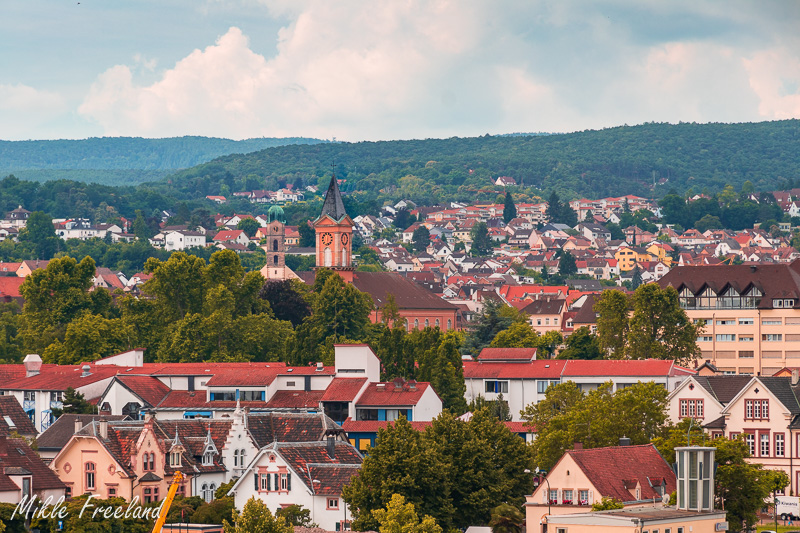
[229,439,362,531]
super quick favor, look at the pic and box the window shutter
[589,490,593,503]
[274,473,279,490]
[254,473,258,491]
[287,473,292,491]
[543,491,548,504]
[267,473,271,491]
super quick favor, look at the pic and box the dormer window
[170,451,182,467]
[203,451,214,466]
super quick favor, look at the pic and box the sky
[1,0,799,142]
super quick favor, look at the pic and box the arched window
[233,450,239,467]
[142,454,149,471]
[425,319,430,327]
[203,451,214,466]
[414,319,419,329]
[85,462,96,491]
[122,402,141,419]
[202,483,216,503]
[272,239,279,252]
[342,248,348,266]
[435,319,440,328]
[447,319,452,330]
[149,453,155,471]
[324,248,332,267]
[273,255,279,265]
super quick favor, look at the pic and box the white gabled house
[229,439,362,531]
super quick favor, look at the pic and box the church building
[299,177,460,331]
[260,205,299,281]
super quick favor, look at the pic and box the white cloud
[0,84,67,140]
[75,1,800,140]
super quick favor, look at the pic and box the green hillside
[0,136,326,185]
[168,120,800,203]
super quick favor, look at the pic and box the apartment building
[659,261,800,375]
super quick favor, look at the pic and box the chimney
[316,362,324,372]
[81,364,92,377]
[23,354,42,377]
[75,418,84,434]
[326,435,336,459]
[98,419,108,440]
[793,369,799,386]
[408,380,417,391]
[573,441,583,450]
[619,436,631,446]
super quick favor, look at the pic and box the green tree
[558,251,577,276]
[593,290,629,358]
[420,332,468,414]
[44,312,130,364]
[490,322,540,349]
[237,218,260,237]
[591,497,624,511]
[276,504,314,527]
[19,255,97,353]
[470,222,492,257]
[343,417,455,531]
[259,280,311,327]
[50,387,96,418]
[412,226,431,252]
[224,497,294,533]
[695,214,723,232]
[298,221,315,247]
[626,284,700,365]
[522,381,669,470]
[464,300,526,355]
[144,252,208,320]
[372,494,443,533]
[557,327,602,360]
[18,211,60,259]
[133,209,153,241]
[503,192,517,224]
[630,265,643,290]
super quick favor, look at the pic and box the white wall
[335,345,380,382]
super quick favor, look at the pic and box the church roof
[318,176,348,222]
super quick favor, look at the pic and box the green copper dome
[267,205,286,224]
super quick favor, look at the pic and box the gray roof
[318,176,348,222]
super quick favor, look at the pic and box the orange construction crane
[150,471,184,533]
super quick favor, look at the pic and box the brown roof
[571,294,599,325]
[0,436,66,491]
[351,271,458,311]
[320,378,368,402]
[693,375,753,404]
[247,412,343,448]
[269,441,362,495]
[37,414,128,450]
[563,444,675,503]
[355,380,433,407]
[477,347,538,362]
[0,396,37,437]
[266,390,325,409]
[659,261,800,308]
[114,375,171,407]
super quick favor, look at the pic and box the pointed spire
[172,428,182,449]
[318,175,348,222]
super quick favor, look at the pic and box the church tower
[314,176,354,282]
[260,205,297,281]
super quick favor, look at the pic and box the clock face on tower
[321,232,333,246]
[341,233,349,245]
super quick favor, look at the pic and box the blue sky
[1,0,799,141]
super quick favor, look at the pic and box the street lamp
[534,467,551,516]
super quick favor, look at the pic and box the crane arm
[151,471,184,533]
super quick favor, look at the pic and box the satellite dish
[662,493,670,505]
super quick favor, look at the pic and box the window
[170,451,181,467]
[762,334,783,341]
[537,319,542,326]
[538,380,558,393]
[447,319,452,330]
[745,399,769,420]
[776,434,785,457]
[545,318,550,325]
[108,487,116,497]
[579,490,589,505]
[680,399,704,419]
[773,300,795,308]
[738,318,754,325]
[85,462,96,491]
[762,319,783,325]
[328,498,340,510]
[739,351,754,358]
[24,391,35,402]
[50,391,63,402]
[739,336,754,342]
[280,473,290,491]
[414,319,419,329]
[385,409,411,421]
[761,433,770,457]
[425,319,430,327]
[203,451,214,466]
[143,453,155,471]
[549,489,558,504]
[697,336,713,342]
[435,319,440,328]
[260,473,270,491]
[144,487,153,503]
[202,483,214,503]
[485,380,509,394]
[716,334,735,342]
[356,409,379,421]
[562,489,573,504]
[240,390,263,401]
[716,319,735,325]
[233,449,240,467]
[745,433,755,456]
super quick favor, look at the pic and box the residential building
[0,435,66,504]
[228,439,362,531]
[659,261,800,374]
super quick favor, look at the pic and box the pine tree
[503,192,517,224]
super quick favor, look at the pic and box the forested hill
[0,136,326,185]
[168,120,800,202]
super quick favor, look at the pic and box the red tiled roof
[0,437,66,491]
[503,421,535,434]
[3,365,124,391]
[272,441,362,495]
[247,413,341,447]
[266,390,325,409]
[320,378,368,402]
[463,360,566,379]
[0,277,24,298]
[205,366,283,386]
[562,359,687,377]
[115,375,170,407]
[564,444,676,502]
[0,397,37,436]
[213,229,246,241]
[355,381,432,407]
[477,348,538,362]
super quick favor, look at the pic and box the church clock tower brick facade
[314,176,355,282]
